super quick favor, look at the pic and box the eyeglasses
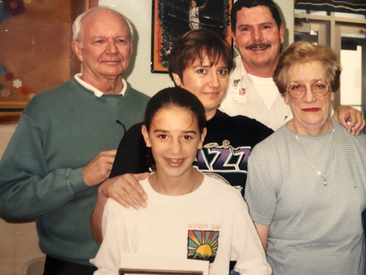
[286,81,331,99]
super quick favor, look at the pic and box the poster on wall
[151,0,233,73]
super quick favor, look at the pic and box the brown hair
[231,0,282,35]
[273,41,342,95]
[144,86,206,171]
[168,29,233,84]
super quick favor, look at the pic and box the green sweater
[0,78,150,265]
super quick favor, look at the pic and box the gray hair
[273,41,342,95]
[72,6,134,47]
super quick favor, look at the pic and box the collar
[233,55,248,77]
[231,56,250,88]
[74,73,127,97]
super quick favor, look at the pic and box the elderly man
[220,0,364,134]
[0,6,149,275]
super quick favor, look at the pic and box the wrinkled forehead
[82,9,130,37]
[287,60,328,81]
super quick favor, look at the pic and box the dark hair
[231,0,282,34]
[273,41,342,95]
[144,87,206,170]
[168,29,233,84]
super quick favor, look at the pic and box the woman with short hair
[245,40,366,275]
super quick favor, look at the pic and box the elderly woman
[245,40,366,275]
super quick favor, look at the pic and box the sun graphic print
[187,230,219,263]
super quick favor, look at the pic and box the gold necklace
[293,121,335,186]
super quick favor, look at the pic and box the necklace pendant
[324,180,327,186]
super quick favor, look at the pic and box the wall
[0,1,294,274]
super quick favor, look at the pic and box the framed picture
[151,0,233,73]
[119,268,203,275]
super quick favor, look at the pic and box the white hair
[72,6,134,47]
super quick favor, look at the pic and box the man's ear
[279,25,285,45]
[129,41,133,54]
[231,29,237,49]
[172,73,183,87]
[141,125,151,147]
[71,41,84,62]
[198,127,207,149]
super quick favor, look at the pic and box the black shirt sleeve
[109,123,150,178]
[252,120,274,145]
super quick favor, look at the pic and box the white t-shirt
[248,73,279,112]
[92,174,271,275]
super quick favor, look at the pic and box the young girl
[91,87,271,275]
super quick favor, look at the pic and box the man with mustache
[0,6,149,275]
[220,0,364,134]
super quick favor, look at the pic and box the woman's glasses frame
[286,81,331,99]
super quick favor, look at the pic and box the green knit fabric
[0,78,150,265]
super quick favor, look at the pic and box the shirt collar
[74,73,127,97]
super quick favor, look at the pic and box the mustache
[246,43,271,50]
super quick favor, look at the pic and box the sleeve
[0,114,88,220]
[91,199,121,275]
[252,121,274,145]
[244,147,277,225]
[230,194,272,275]
[109,123,150,178]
